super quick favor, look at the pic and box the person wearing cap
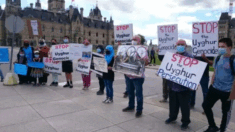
[122,35,149,118]
[78,39,92,90]
[62,36,73,88]
[96,45,105,95]
[49,39,59,86]
[23,40,34,84]
[164,39,193,130]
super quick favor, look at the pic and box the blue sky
[1,0,234,45]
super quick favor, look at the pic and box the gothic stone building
[0,0,114,47]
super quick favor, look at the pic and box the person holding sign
[202,38,234,132]
[49,39,59,86]
[31,51,44,86]
[96,45,105,95]
[14,48,27,84]
[23,40,34,84]
[62,36,73,88]
[122,35,149,118]
[164,39,193,131]
[102,45,115,103]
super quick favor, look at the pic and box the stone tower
[35,0,41,9]
[48,0,65,12]
[5,0,21,16]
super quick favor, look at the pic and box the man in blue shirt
[203,38,234,132]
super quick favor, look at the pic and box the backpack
[215,55,235,76]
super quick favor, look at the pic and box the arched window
[42,25,45,31]
[96,32,98,37]
[52,27,54,32]
[96,40,98,44]
[89,31,91,36]
[60,28,63,33]
[103,33,105,38]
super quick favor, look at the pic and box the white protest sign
[43,57,62,74]
[30,20,38,35]
[51,44,72,61]
[114,24,133,44]
[158,24,178,55]
[93,57,108,73]
[156,51,207,90]
[76,45,92,75]
[192,21,218,57]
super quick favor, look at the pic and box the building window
[60,28,63,33]
[112,41,114,45]
[89,39,91,43]
[103,34,105,38]
[52,27,54,32]
[96,33,98,37]
[102,41,105,44]
[89,31,91,36]
[96,40,98,44]
[112,34,114,38]
[42,25,45,31]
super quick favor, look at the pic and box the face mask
[39,42,44,45]
[24,43,29,47]
[132,41,137,45]
[97,48,101,53]
[35,55,39,58]
[52,42,56,45]
[64,39,68,43]
[218,48,227,55]
[106,50,110,55]
[20,54,24,56]
[176,46,185,53]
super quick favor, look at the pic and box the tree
[137,34,146,45]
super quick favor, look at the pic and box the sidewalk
[0,81,234,132]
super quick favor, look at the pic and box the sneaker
[82,87,87,90]
[135,111,142,118]
[159,99,167,103]
[165,118,176,124]
[50,82,55,86]
[123,92,128,98]
[103,98,109,103]
[33,83,37,86]
[63,84,70,88]
[54,82,58,86]
[181,123,189,131]
[1,78,3,82]
[204,126,220,132]
[190,105,195,109]
[97,90,104,95]
[122,107,135,112]
[69,84,73,88]
[106,98,113,104]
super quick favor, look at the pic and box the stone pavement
[0,80,234,132]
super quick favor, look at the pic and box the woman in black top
[102,45,115,104]
[14,48,27,84]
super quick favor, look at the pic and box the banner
[113,45,147,77]
[156,51,207,90]
[51,44,71,61]
[43,57,62,74]
[0,48,9,63]
[192,21,218,57]
[76,45,92,75]
[14,63,27,75]
[114,24,133,44]
[27,62,45,68]
[30,20,38,35]
[158,24,178,55]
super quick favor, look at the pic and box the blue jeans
[191,75,209,106]
[126,77,145,112]
[124,75,129,94]
[0,65,4,79]
[104,79,113,100]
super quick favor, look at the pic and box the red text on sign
[193,22,218,34]
[171,54,198,67]
[116,25,129,31]
[55,44,69,49]
[160,25,176,33]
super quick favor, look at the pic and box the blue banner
[14,63,28,75]
[27,62,45,69]
[0,48,9,63]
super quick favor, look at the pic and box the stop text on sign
[159,25,177,33]
[171,53,198,67]
[55,44,69,49]
[116,25,129,31]
[193,22,218,34]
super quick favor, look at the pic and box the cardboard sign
[156,51,207,90]
[27,62,45,69]
[0,48,9,63]
[114,24,133,44]
[43,57,62,74]
[14,63,28,75]
[113,45,147,77]
[93,57,108,73]
[192,21,218,57]
[90,52,104,76]
[76,45,92,75]
[158,24,178,55]
[51,44,71,61]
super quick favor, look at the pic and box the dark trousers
[150,55,155,64]
[190,75,209,106]
[98,77,105,92]
[169,90,191,125]
[202,86,234,131]
[26,67,33,83]
[162,78,169,100]
[126,77,144,112]
[18,75,27,83]
[124,75,129,94]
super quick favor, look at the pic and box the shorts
[62,61,73,73]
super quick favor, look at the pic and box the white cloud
[205,13,212,16]
[1,4,5,9]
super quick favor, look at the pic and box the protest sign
[14,63,27,75]
[27,62,45,69]
[192,21,218,57]
[93,57,108,73]
[30,20,38,35]
[113,45,147,77]
[43,57,62,74]
[114,24,133,44]
[156,51,207,90]
[90,52,104,76]
[76,45,92,75]
[51,44,72,61]
[158,24,178,55]
[0,47,9,63]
